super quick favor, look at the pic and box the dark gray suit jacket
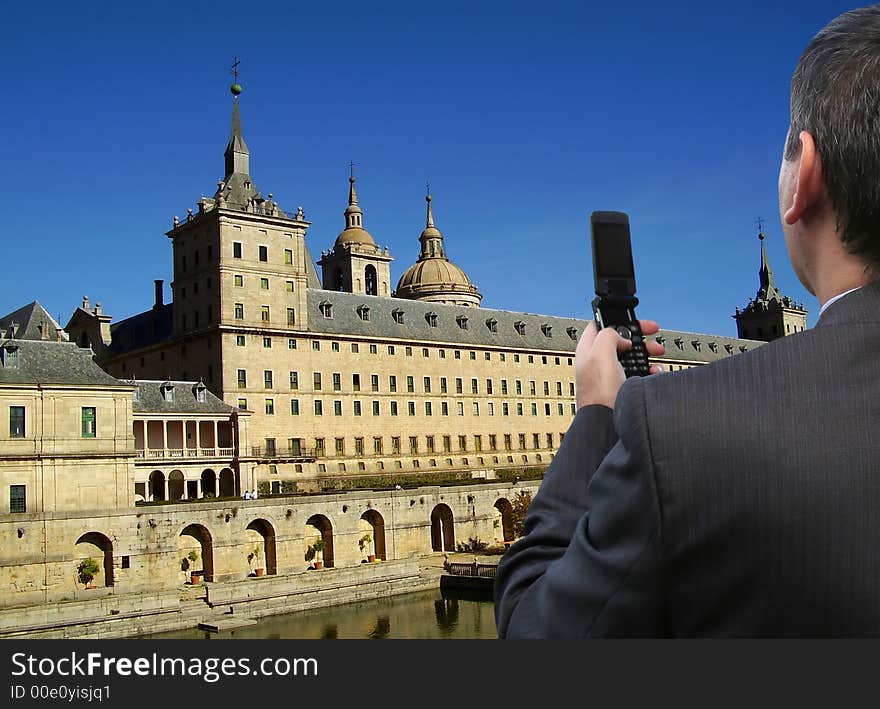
[495,281,880,637]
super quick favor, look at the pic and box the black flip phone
[590,211,651,378]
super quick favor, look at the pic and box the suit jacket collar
[816,278,880,327]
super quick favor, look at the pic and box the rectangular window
[335,437,345,455]
[289,339,297,349]
[263,336,272,348]
[422,347,429,358]
[287,308,296,326]
[488,402,495,416]
[10,485,26,513]
[353,373,361,392]
[334,400,342,416]
[314,400,323,416]
[355,437,365,455]
[265,399,274,415]
[517,403,524,416]
[237,370,247,388]
[455,378,463,394]
[489,434,497,450]
[390,401,398,416]
[409,436,419,454]
[234,303,244,320]
[333,372,342,391]
[286,280,295,292]
[238,398,248,410]
[458,435,467,451]
[354,400,362,416]
[425,401,433,416]
[408,401,416,416]
[313,340,321,351]
[471,378,479,394]
[313,372,322,390]
[530,381,537,396]
[332,341,340,352]
[406,376,414,393]
[519,433,527,449]
[290,371,299,389]
[374,436,383,454]
[259,245,268,261]
[236,335,246,347]
[427,435,435,453]
[388,345,396,355]
[516,380,523,395]
[370,344,378,354]
[504,434,512,450]
[406,346,413,356]
[473,402,480,416]
[389,375,397,393]
[234,274,243,287]
[9,406,24,438]
[261,306,270,322]
[291,399,300,415]
[284,249,293,265]
[547,433,555,448]
[475,435,483,452]
[443,435,451,452]
[440,377,448,394]
[501,379,508,395]
[264,370,273,389]
[502,402,509,416]
[371,374,379,392]
[260,277,270,290]
[423,376,431,393]
[372,400,380,416]
[315,438,325,457]
[457,402,464,416]
[233,242,242,258]
[81,407,96,438]
[391,437,401,454]
[486,379,493,395]
[533,433,540,449]
[441,401,449,416]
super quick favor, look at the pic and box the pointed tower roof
[334,167,377,248]
[756,230,783,302]
[395,188,482,307]
[214,80,264,210]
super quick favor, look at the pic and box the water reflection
[142,589,496,640]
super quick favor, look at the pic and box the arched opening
[168,470,185,501]
[219,467,236,498]
[305,514,334,568]
[201,468,217,498]
[245,518,277,576]
[334,268,344,292]
[360,509,386,561]
[180,524,214,583]
[149,470,166,501]
[494,498,515,544]
[75,532,114,588]
[365,265,377,296]
[430,504,455,552]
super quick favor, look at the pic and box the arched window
[365,265,377,296]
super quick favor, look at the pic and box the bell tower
[733,224,808,341]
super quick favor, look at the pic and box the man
[494,5,880,638]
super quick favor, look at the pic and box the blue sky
[0,1,857,336]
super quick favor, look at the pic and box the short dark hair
[786,5,880,268]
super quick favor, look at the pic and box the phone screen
[593,221,635,279]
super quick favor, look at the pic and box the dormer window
[161,382,175,402]
[486,318,498,333]
[456,315,469,330]
[425,312,438,328]
[692,340,701,352]
[541,324,553,338]
[739,345,748,353]
[392,308,405,325]
[725,344,734,354]
[194,382,207,403]
[655,336,666,346]
[319,301,333,318]
[0,345,19,368]
[514,321,526,336]
[357,304,371,322]
[566,327,578,341]
[674,338,684,349]
[708,342,717,353]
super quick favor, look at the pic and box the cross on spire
[755,217,765,239]
[349,161,355,179]
[230,56,240,83]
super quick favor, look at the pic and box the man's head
[782,5,880,277]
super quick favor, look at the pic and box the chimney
[94,302,102,316]
[82,295,90,310]
[154,280,164,309]
[39,321,48,340]
[55,328,64,341]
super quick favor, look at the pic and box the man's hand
[575,320,665,409]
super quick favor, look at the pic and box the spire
[756,226,782,302]
[344,163,365,231]
[224,96,250,178]
[418,187,446,260]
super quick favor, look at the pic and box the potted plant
[249,546,265,576]
[306,539,326,570]
[188,549,202,584]
[358,533,375,562]
[77,557,100,589]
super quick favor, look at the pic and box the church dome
[333,175,376,248]
[334,225,376,248]
[397,258,474,291]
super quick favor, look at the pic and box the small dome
[335,226,376,248]
[396,258,474,291]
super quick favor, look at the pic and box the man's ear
[783,131,825,225]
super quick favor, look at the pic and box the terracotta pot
[314,560,324,570]
[255,568,265,576]
[368,555,376,563]
[190,573,202,585]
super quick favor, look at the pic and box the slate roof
[305,289,765,365]
[107,303,173,355]
[126,379,236,415]
[0,301,67,341]
[0,339,126,386]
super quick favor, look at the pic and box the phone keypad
[617,324,651,378]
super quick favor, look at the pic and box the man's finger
[639,319,660,335]
[593,326,632,358]
[645,340,665,357]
